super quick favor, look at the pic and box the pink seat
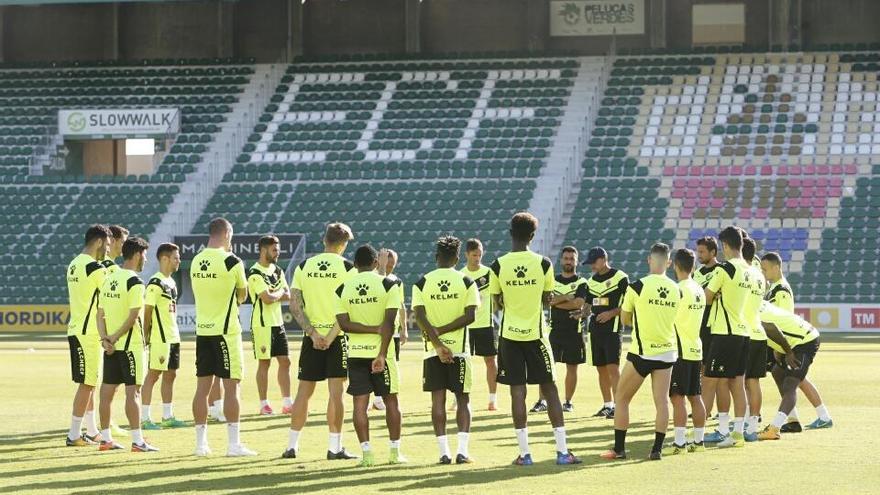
[817,165,829,175]
[673,179,686,188]
[812,208,825,218]
[789,165,802,175]
[718,166,729,175]
[786,198,799,208]
[710,198,724,208]
[681,208,693,219]
[684,198,697,208]
[700,179,714,188]
[845,164,857,174]
[731,165,743,175]
[829,187,842,197]
[755,208,768,218]
[802,178,816,187]
[676,167,688,176]
[831,165,842,175]
[812,197,826,207]
[789,178,802,188]
[703,166,716,176]
[830,177,843,187]
[739,209,752,219]
[685,189,700,199]
[714,179,727,188]
[663,167,675,176]
[761,166,773,175]
[687,178,700,188]
[816,177,828,187]
[803,165,816,175]
[672,189,686,198]
[802,186,815,197]
[744,165,756,175]
[689,166,702,176]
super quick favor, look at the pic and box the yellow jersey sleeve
[411,280,424,308]
[488,261,501,295]
[542,258,554,292]
[128,280,145,310]
[707,266,727,294]
[233,258,247,289]
[621,286,637,313]
[144,281,160,307]
[291,263,304,291]
[386,279,403,311]
[334,283,348,317]
[465,276,480,308]
[248,271,269,298]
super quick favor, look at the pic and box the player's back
[675,277,705,360]
[708,257,752,337]
[190,247,245,336]
[337,270,401,358]
[146,272,180,344]
[66,253,106,336]
[765,277,795,312]
[414,267,479,355]
[100,268,145,351]
[744,265,766,340]
[625,274,681,356]
[461,264,493,329]
[293,253,355,333]
[489,250,553,341]
[759,302,819,352]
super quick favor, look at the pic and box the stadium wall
[3,0,880,63]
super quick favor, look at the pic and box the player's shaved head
[510,212,538,243]
[354,244,378,269]
[208,217,232,236]
[108,225,129,240]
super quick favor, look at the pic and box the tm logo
[438,280,450,292]
[558,3,581,25]
[67,112,87,132]
[657,287,669,299]
[356,284,369,296]
[514,266,527,278]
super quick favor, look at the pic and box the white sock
[604,401,614,409]
[68,415,83,441]
[195,424,208,448]
[437,435,451,458]
[747,415,759,434]
[227,422,240,447]
[141,405,152,422]
[101,428,113,444]
[260,399,270,408]
[328,432,341,453]
[83,411,99,437]
[282,397,293,408]
[674,426,687,446]
[539,399,547,406]
[717,412,730,433]
[733,417,744,435]
[457,432,470,457]
[131,428,144,445]
[288,429,301,451]
[389,439,400,449]
[515,428,529,456]
[788,407,800,421]
[488,393,497,405]
[360,441,371,453]
[553,426,567,453]
[163,403,174,420]
[816,404,832,421]
[213,399,223,413]
[772,411,788,429]
[694,427,705,443]
[208,404,217,416]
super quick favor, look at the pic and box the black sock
[652,431,666,454]
[613,429,627,454]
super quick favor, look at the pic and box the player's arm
[398,301,408,345]
[233,261,248,304]
[620,286,636,327]
[334,313,380,334]
[553,294,586,310]
[143,304,155,345]
[414,306,444,345]
[108,307,140,344]
[289,288,316,335]
[435,305,477,335]
[375,307,398,363]
[705,266,726,305]
[597,277,627,323]
[763,322,800,369]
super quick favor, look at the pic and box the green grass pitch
[0,334,877,494]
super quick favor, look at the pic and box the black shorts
[298,334,348,382]
[497,338,555,386]
[704,334,749,378]
[700,328,713,366]
[168,343,181,370]
[773,339,820,381]
[347,357,399,396]
[468,327,497,356]
[103,351,140,386]
[195,334,243,380]
[423,356,472,393]
[393,336,401,361]
[589,329,621,366]
[550,331,586,364]
[746,339,768,379]
[252,326,289,360]
[670,358,702,396]
[627,353,674,378]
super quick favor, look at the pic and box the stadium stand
[0,59,256,304]
[561,50,877,302]
[195,55,583,284]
